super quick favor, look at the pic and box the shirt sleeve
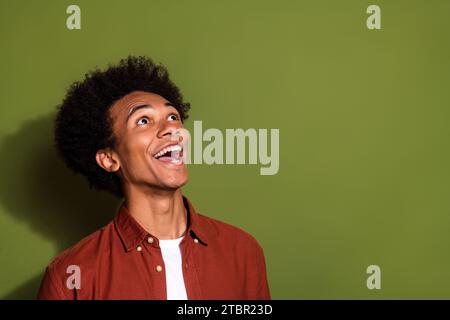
[254,243,271,300]
[37,266,71,300]
[244,238,271,300]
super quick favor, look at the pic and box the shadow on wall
[0,113,121,299]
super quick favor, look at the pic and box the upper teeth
[154,144,182,158]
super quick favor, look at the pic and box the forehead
[109,91,170,118]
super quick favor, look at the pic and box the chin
[160,174,189,190]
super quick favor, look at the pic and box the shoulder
[196,213,264,253]
[38,222,114,299]
[46,221,113,276]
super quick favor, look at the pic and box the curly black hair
[54,56,191,199]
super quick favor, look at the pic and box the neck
[124,186,187,240]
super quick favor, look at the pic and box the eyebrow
[126,102,175,123]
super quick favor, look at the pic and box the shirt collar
[114,195,208,252]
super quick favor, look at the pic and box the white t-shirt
[159,236,188,300]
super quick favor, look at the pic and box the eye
[136,117,149,126]
[168,113,179,121]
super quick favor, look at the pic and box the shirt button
[156,265,163,272]
[147,237,154,244]
[194,238,199,244]
[137,245,142,252]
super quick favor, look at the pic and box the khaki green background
[1,0,450,299]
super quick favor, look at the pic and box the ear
[95,148,121,173]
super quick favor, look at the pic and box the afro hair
[54,55,191,198]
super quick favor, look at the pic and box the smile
[152,143,184,165]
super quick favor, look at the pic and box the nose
[156,120,181,139]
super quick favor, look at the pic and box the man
[37,56,271,300]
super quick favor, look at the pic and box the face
[96,91,189,193]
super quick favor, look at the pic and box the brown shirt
[37,196,271,300]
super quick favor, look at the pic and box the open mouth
[152,143,184,165]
